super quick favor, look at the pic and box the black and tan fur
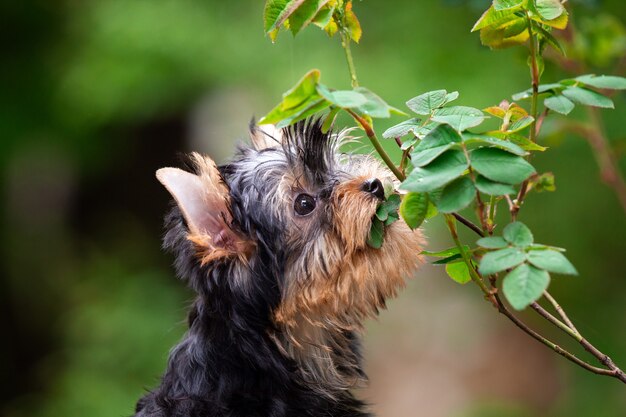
[134,119,424,417]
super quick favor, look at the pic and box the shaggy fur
[134,119,424,417]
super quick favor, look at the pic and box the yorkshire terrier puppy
[134,119,424,417]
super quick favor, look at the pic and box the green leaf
[260,69,323,124]
[503,221,534,247]
[316,84,367,108]
[401,150,469,192]
[311,5,333,28]
[375,194,401,221]
[400,138,418,151]
[354,87,394,118]
[406,90,448,115]
[422,245,469,258]
[534,0,565,21]
[504,132,548,152]
[367,218,384,249]
[470,148,536,185]
[475,175,516,196]
[399,192,429,229]
[503,264,550,310]
[471,4,523,32]
[382,118,421,139]
[445,261,473,284]
[507,116,534,133]
[478,247,526,275]
[433,254,462,265]
[264,0,292,32]
[264,0,310,40]
[288,0,328,36]
[477,236,509,249]
[527,249,578,275]
[432,106,486,131]
[321,106,340,133]
[493,0,523,11]
[444,91,460,105]
[436,176,476,213]
[479,16,529,49]
[463,134,527,156]
[576,74,626,90]
[411,124,462,167]
[344,4,362,43]
[536,25,566,56]
[532,172,556,192]
[512,83,562,101]
[544,95,575,115]
[561,87,614,109]
[426,201,438,218]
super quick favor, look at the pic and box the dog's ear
[156,153,253,263]
[249,123,283,150]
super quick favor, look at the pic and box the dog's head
[157,119,424,391]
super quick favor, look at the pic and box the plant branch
[543,290,579,335]
[444,214,493,301]
[531,301,581,341]
[340,31,359,88]
[346,109,404,180]
[492,293,621,379]
[531,298,626,383]
[442,215,625,380]
[511,16,542,221]
[452,213,484,237]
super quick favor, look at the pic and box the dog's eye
[294,193,316,216]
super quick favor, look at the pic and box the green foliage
[503,264,550,310]
[512,73,626,115]
[478,221,578,309]
[261,0,620,318]
[260,70,400,127]
[399,192,429,230]
[263,0,362,42]
[368,194,401,248]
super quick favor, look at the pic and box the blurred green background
[1,1,625,416]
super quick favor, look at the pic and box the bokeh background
[2,1,625,416]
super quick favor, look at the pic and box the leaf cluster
[264,0,361,42]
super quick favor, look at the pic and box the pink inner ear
[156,167,223,237]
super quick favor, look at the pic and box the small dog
[134,119,424,417]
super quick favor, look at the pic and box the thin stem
[543,290,579,335]
[452,213,485,237]
[444,214,493,300]
[532,298,626,383]
[444,214,626,383]
[340,31,359,88]
[511,16,542,220]
[346,109,404,180]
[531,301,582,341]
[492,293,621,379]
[526,15,540,144]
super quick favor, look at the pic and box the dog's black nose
[362,178,385,200]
